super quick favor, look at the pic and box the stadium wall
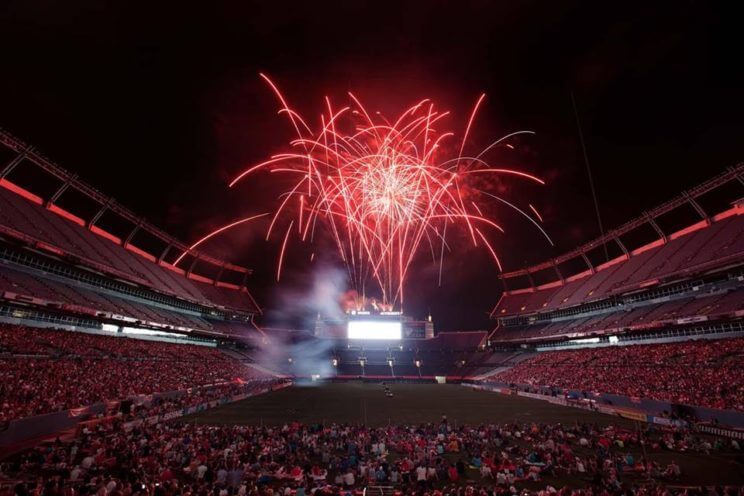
[0,402,107,454]
[0,380,291,456]
[467,382,744,429]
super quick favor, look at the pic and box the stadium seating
[494,287,744,342]
[495,212,744,319]
[0,185,258,313]
[0,264,217,330]
[0,324,272,422]
[490,338,744,411]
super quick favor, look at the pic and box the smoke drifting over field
[251,264,348,379]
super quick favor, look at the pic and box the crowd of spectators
[493,339,744,411]
[0,325,271,422]
[1,415,741,496]
[0,324,222,358]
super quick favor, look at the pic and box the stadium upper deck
[491,166,744,343]
[0,129,261,337]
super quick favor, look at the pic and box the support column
[0,146,33,179]
[124,221,144,247]
[551,259,564,284]
[614,236,629,257]
[45,174,78,207]
[730,165,744,186]
[525,269,535,290]
[683,192,710,224]
[158,244,172,264]
[88,198,114,229]
[645,213,667,243]
[214,263,227,286]
[580,252,595,274]
[186,256,200,277]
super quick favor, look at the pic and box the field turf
[183,382,744,487]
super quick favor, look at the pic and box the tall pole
[571,90,609,263]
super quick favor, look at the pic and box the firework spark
[178,75,552,308]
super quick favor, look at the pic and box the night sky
[1,1,742,331]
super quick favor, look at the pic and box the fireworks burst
[176,74,553,308]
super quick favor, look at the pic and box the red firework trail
[176,74,553,308]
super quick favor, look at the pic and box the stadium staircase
[220,348,251,361]
[217,349,285,377]
[470,366,511,381]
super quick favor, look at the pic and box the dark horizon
[1,1,742,331]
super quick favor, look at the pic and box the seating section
[0,324,272,422]
[496,213,744,318]
[0,186,257,313]
[0,264,214,330]
[493,287,744,342]
[415,331,486,350]
[491,338,744,411]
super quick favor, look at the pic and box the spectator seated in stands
[0,324,273,422]
[491,338,744,412]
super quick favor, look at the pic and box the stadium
[1,3,743,496]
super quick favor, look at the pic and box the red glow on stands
[36,241,66,257]
[0,179,43,205]
[594,254,629,272]
[47,204,85,227]
[630,238,665,256]
[639,279,659,288]
[723,201,744,216]
[187,272,214,284]
[713,208,740,221]
[536,280,563,290]
[124,243,157,262]
[508,287,536,295]
[89,225,122,245]
[565,269,593,283]
[668,220,709,240]
[159,261,186,276]
[216,281,241,290]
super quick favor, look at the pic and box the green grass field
[183,382,744,487]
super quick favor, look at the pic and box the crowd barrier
[0,402,107,451]
[119,380,292,431]
[695,424,744,440]
[463,382,744,432]
[0,380,291,454]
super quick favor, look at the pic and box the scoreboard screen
[347,320,402,340]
